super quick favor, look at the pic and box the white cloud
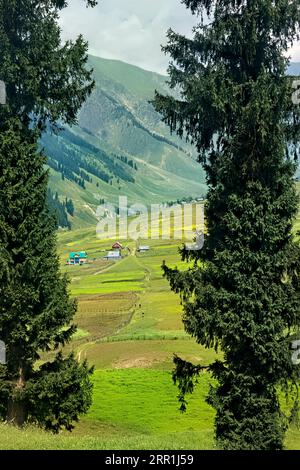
[60,1,300,74]
[289,42,300,62]
[59,0,197,74]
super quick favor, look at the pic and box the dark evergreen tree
[0,0,97,430]
[0,0,97,132]
[155,0,300,449]
[65,198,75,218]
[0,121,92,429]
[47,190,71,229]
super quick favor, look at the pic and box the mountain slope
[43,56,206,229]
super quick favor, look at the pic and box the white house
[138,245,150,253]
[104,250,122,260]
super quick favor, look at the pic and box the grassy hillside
[44,56,206,229]
[1,206,299,450]
[88,55,170,101]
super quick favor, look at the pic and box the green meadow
[1,196,300,450]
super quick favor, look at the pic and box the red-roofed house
[112,242,123,250]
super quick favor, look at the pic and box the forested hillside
[44,56,207,229]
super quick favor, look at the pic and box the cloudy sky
[60,0,300,75]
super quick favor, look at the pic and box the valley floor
[2,213,300,449]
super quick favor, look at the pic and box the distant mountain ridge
[44,55,206,229]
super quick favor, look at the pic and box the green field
[2,204,299,451]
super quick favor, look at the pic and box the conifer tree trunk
[7,398,27,427]
[7,364,27,426]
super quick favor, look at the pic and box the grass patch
[87,369,215,436]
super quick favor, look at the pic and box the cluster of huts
[68,242,150,265]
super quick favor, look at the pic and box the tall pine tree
[0,0,97,430]
[155,0,300,449]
